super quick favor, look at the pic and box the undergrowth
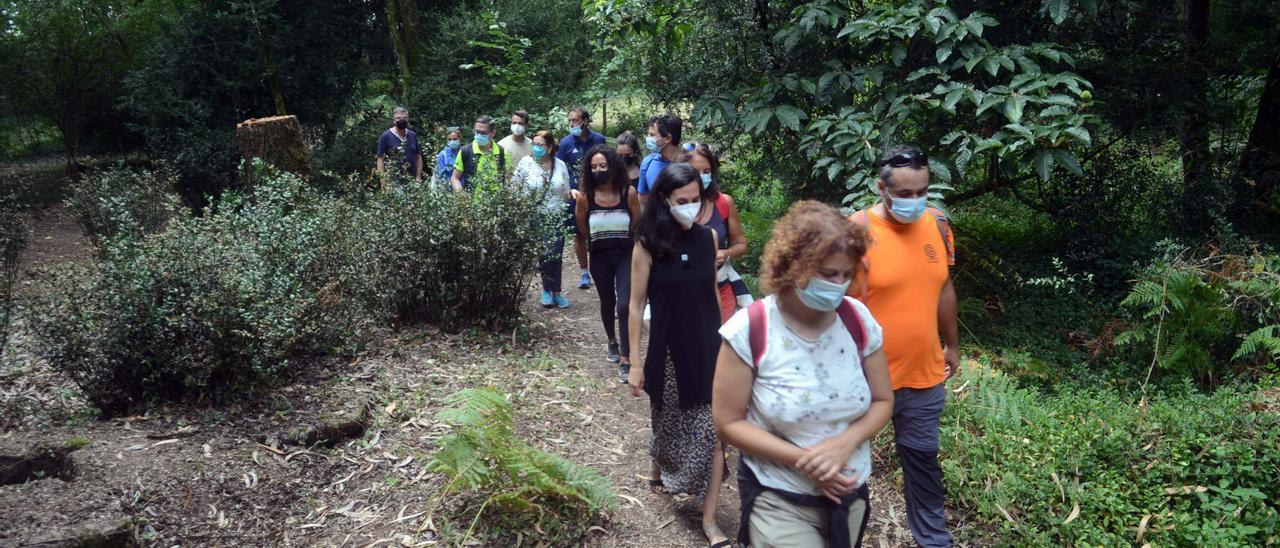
[427,387,615,545]
[941,358,1280,545]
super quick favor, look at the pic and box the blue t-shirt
[377,129,422,172]
[556,130,606,188]
[638,152,670,195]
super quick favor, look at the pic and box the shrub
[428,388,615,545]
[941,361,1280,546]
[0,200,29,355]
[347,173,551,332]
[27,169,369,415]
[1116,241,1280,388]
[65,162,183,252]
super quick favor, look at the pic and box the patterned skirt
[648,355,717,497]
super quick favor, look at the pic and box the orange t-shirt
[849,208,954,390]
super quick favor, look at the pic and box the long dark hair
[636,163,701,261]
[579,145,628,202]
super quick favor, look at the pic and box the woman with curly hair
[626,163,730,547]
[575,145,642,381]
[712,200,894,548]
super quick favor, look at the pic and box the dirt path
[0,216,971,546]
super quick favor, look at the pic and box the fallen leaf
[1064,502,1080,524]
[617,494,644,508]
[1136,514,1152,541]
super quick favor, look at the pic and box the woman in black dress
[626,163,729,547]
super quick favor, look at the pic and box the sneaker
[618,362,631,384]
[553,293,570,309]
[579,271,592,289]
[540,290,554,308]
[606,341,621,363]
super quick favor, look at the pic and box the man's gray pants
[892,384,953,548]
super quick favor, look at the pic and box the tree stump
[234,115,313,186]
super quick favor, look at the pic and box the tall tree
[0,0,159,173]
[1237,44,1280,230]
[1179,0,1215,232]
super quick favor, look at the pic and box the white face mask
[668,200,701,229]
[511,123,526,136]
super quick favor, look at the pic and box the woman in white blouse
[511,130,573,309]
[713,200,893,548]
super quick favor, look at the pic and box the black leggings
[588,246,632,356]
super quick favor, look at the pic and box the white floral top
[719,295,884,495]
[512,156,570,214]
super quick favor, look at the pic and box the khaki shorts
[747,490,869,548]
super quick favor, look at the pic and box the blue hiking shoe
[540,290,554,308]
[553,293,570,309]
[579,271,592,289]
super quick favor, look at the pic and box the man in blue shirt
[556,106,605,289]
[376,107,423,187]
[638,113,682,196]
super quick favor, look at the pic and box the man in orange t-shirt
[849,145,958,547]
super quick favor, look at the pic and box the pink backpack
[747,298,866,367]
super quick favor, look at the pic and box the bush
[1116,242,1280,388]
[0,200,29,355]
[428,388,615,545]
[941,361,1280,546]
[347,173,551,332]
[27,170,369,415]
[65,162,182,252]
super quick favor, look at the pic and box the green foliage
[940,361,1280,545]
[1116,243,1280,388]
[345,172,552,332]
[121,0,384,207]
[65,162,182,252]
[657,0,1096,207]
[0,199,29,356]
[26,169,370,415]
[0,0,164,163]
[428,388,615,545]
[460,11,535,100]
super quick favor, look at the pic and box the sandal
[709,541,733,548]
[646,477,667,494]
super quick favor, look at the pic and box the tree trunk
[387,0,411,97]
[399,0,420,74]
[1179,0,1214,234]
[1237,45,1280,225]
[235,115,313,187]
[249,1,287,116]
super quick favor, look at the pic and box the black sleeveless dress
[643,223,722,496]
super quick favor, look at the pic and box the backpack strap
[716,193,730,222]
[747,300,767,368]
[498,146,507,183]
[749,298,865,367]
[835,298,866,356]
[926,207,955,265]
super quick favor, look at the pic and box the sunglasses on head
[877,150,928,169]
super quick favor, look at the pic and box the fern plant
[1116,242,1280,388]
[428,388,615,545]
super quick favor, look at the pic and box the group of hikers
[376,108,958,548]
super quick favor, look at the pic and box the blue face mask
[700,172,713,189]
[795,277,851,312]
[531,144,547,158]
[887,194,928,223]
[447,139,461,150]
[570,126,583,138]
[645,136,659,151]
[474,134,491,147]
